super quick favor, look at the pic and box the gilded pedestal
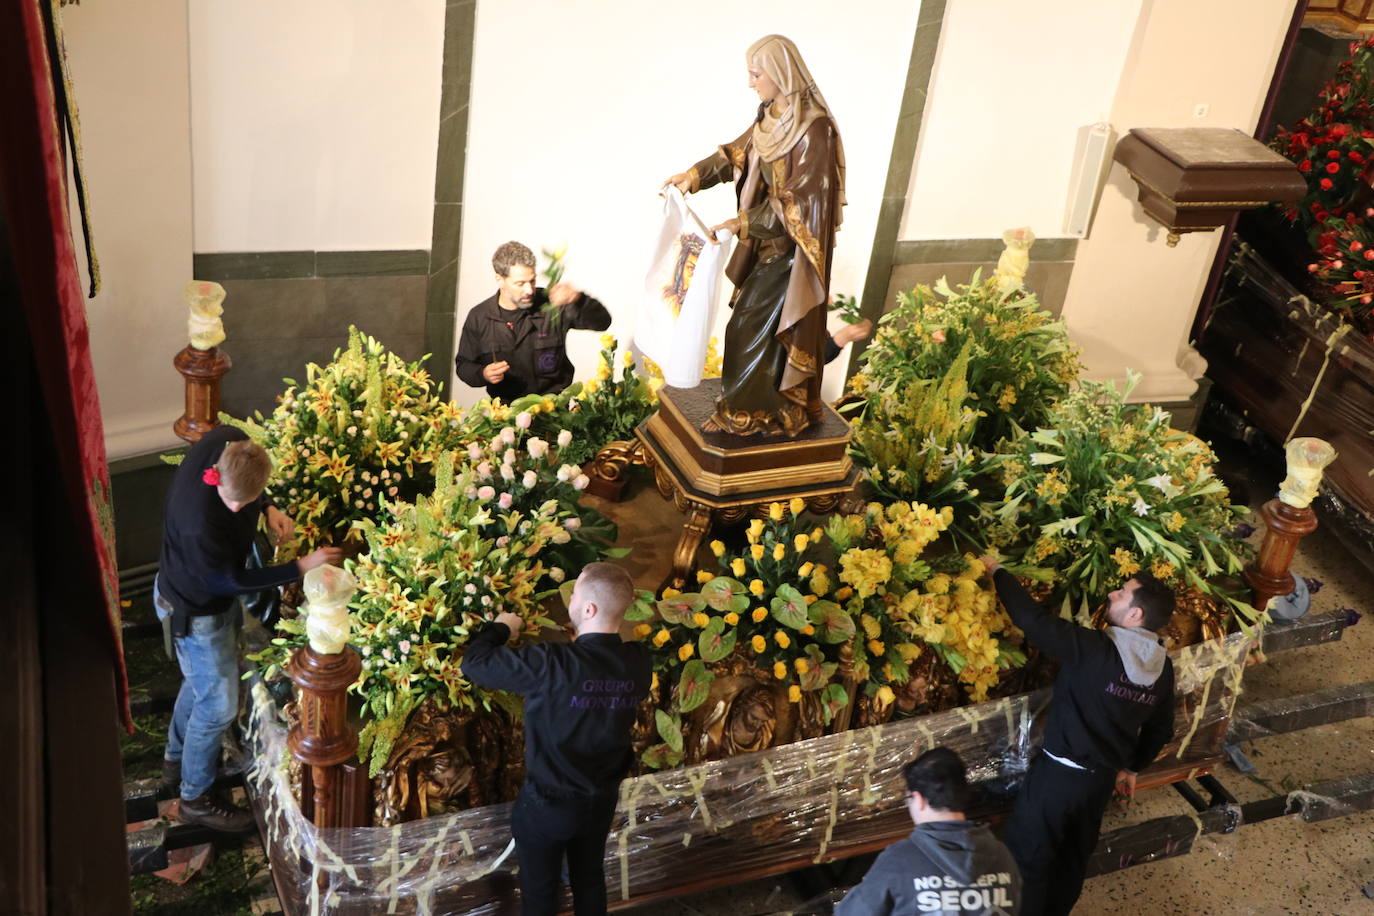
[637,379,857,590]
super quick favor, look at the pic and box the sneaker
[178,792,255,833]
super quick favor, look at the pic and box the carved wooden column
[173,344,232,443]
[287,645,362,828]
[1244,437,1336,614]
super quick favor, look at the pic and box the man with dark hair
[979,558,1176,916]
[462,562,651,915]
[157,425,341,832]
[837,746,1020,915]
[455,240,613,400]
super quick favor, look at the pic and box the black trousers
[510,784,618,916]
[1004,754,1117,916]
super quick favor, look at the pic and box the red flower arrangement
[202,467,222,486]
[1273,36,1374,235]
[1306,213,1374,325]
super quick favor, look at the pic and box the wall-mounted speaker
[1063,121,1115,238]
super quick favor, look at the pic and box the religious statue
[184,280,227,350]
[993,227,1035,294]
[666,34,845,438]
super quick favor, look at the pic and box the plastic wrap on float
[244,630,1254,915]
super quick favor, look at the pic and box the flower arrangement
[1272,36,1374,234]
[849,273,1080,451]
[639,335,724,402]
[987,372,1254,625]
[638,498,1023,769]
[227,328,462,555]
[539,244,568,327]
[825,502,1023,704]
[1304,213,1374,324]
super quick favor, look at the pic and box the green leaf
[623,594,656,621]
[558,578,577,609]
[807,600,855,644]
[769,583,809,629]
[602,546,633,559]
[701,576,750,613]
[676,659,713,713]
[657,593,707,624]
[640,742,685,770]
[655,709,684,753]
[820,682,850,725]
[697,618,738,663]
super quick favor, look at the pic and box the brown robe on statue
[685,39,844,437]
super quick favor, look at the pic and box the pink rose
[572,473,590,491]
[499,426,517,445]
[475,461,492,479]
[564,517,582,530]
[498,492,514,509]
[477,485,496,501]
[515,411,533,430]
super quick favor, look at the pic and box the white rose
[515,411,533,430]
[527,437,549,460]
[564,517,582,531]
[522,470,538,488]
[573,474,590,491]
[549,567,566,583]
[500,464,515,481]
[557,429,573,448]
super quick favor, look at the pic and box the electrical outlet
[1193,103,1210,119]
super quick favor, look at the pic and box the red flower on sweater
[202,467,222,486]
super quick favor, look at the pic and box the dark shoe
[161,758,181,792]
[178,792,255,833]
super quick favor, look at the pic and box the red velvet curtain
[1,0,130,729]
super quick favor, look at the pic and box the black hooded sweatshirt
[836,820,1021,915]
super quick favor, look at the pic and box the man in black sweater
[462,562,651,916]
[837,746,1021,915]
[980,557,1175,916]
[455,240,613,401]
[157,425,340,832]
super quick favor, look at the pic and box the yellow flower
[788,685,802,703]
[731,557,747,577]
[799,561,815,577]
[800,624,815,635]
[696,570,715,584]
[692,612,710,628]
[772,543,786,561]
[724,612,740,626]
[749,579,766,596]
[710,540,726,557]
[633,624,653,639]
[751,634,767,653]
[861,614,881,640]
[752,607,768,623]
[875,685,896,709]
[584,377,600,395]
[812,570,832,595]
[795,658,810,674]
[747,519,765,539]
[804,595,817,605]
[621,350,635,368]
[596,365,613,382]
[599,333,615,348]
[678,643,695,662]
[868,639,885,657]
[793,534,809,553]
[750,544,765,561]
[653,628,671,647]
[789,497,806,516]
[810,527,824,543]
[768,502,784,521]
[775,631,791,649]
[896,643,922,661]
[835,586,854,601]
[1111,547,1141,577]
[662,587,681,599]
[773,661,787,679]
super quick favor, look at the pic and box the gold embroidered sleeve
[690,150,733,192]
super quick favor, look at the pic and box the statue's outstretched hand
[664,172,693,194]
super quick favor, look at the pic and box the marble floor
[599,448,1374,916]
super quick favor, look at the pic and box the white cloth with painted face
[636,186,731,389]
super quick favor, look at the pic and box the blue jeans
[155,581,241,800]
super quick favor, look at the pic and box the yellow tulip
[789,497,806,516]
[634,624,653,639]
[731,557,747,577]
[653,628,671,647]
[788,685,802,703]
[724,612,740,626]
[599,333,615,348]
[795,658,810,674]
[696,570,715,584]
[773,661,787,680]
[748,519,765,539]
[622,350,635,368]
[768,502,784,521]
[752,607,768,623]
[799,561,815,577]
[710,540,726,557]
[751,634,767,653]
[750,544,765,561]
[678,643,695,662]
[662,587,681,599]
[692,612,710,628]
[749,579,766,596]
[775,631,791,649]
[810,527,824,543]
[772,543,786,561]
[793,534,809,553]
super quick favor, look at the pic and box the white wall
[61,0,195,460]
[188,0,445,252]
[452,0,928,405]
[902,0,1143,240]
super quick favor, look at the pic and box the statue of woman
[666,34,845,437]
